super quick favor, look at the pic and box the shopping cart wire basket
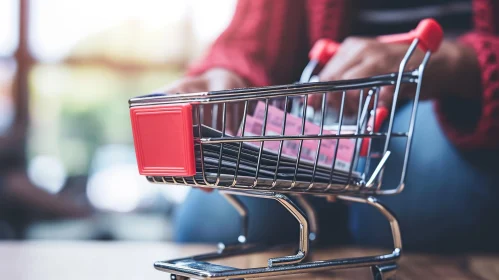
[129,18,443,280]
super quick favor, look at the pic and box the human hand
[162,68,248,94]
[160,68,248,134]
[309,38,480,116]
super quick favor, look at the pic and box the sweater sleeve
[434,0,499,150]
[187,0,308,87]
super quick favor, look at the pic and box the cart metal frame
[129,19,442,279]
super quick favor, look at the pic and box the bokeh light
[27,155,67,194]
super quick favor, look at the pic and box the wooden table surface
[1,241,499,280]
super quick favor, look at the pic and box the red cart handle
[308,18,443,157]
[309,18,443,65]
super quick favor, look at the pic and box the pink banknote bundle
[238,101,355,172]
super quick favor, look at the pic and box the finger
[206,68,248,91]
[177,78,209,94]
[206,74,248,132]
[318,37,369,82]
[200,104,217,128]
[312,90,358,124]
[323,62,376,116]
[208,74,238,91]
[312,38,372,110]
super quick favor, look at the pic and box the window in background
[0,0,19,136]
[0,61,17,137]
[0,0,19,57]
[26,0,236,211]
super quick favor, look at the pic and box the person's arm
[434,0,499,150]
[164,0,310,134]
[187,0,309,87]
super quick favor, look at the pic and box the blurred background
[0,0,236,241]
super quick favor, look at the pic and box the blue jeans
[173,101,499,252]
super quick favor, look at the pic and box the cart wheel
[371,263,397,280]
[170,274,189,280]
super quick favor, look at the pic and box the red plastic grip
[377,18,443,52]
[309,18,443,66]
[308,39,340,66]
[373,107,389,132]
[130,104,196,176]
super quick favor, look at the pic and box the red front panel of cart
[130,104,196,177]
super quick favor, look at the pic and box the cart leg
[220,193,248,244]
[221,190,310,267]
[337,195,402,252]
[294,195,319,243]
[262,193,310,267]
[337,195,401,280]
[156,192,402,279]
[371,263,397,280]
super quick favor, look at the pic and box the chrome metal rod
[253,99,270,188]
[155,249,401,279]
[294,195,319,242]
[308,92,328,190]
[221,190,309,267]
[396,52,432,192]
[344,89,364,191]
[378,39,419,187]
[300,60,319,83]
[337,195,402,250]
[231,100,249,187]
[367,151,391,187]
[215,103,227,185]
[130,72,418,107]
[364,87,380,181]
[220,193,248,244]
[271,96,290,189]
[201,132,407,144]
[212,104,218,130]
[326,91,346,191]
[375,54,433,195]
[197,106,214,187]
[291,95,309,189]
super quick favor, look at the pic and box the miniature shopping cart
[129,19,443,280]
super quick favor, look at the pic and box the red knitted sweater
[188,0,499,150]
